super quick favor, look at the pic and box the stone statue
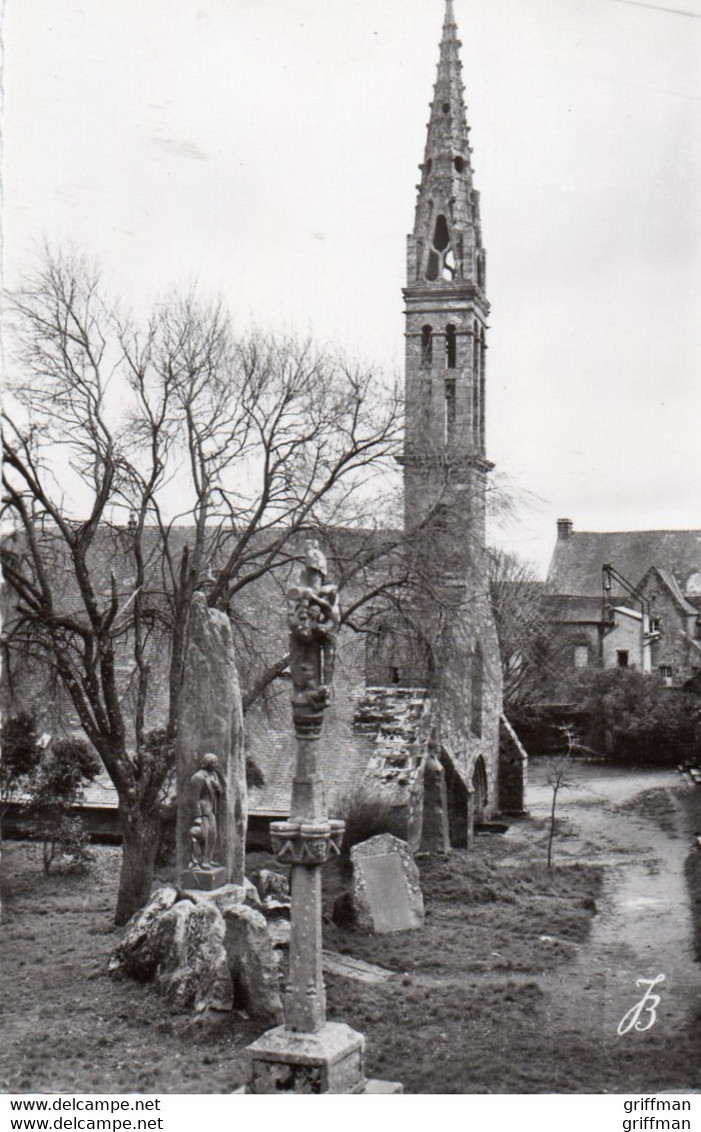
[188,752,225,869]
[287,541,341,738]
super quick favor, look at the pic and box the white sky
[3,0,701,575]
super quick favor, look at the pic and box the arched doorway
[471,756,488,826]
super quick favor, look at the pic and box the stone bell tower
[401,0,492,568]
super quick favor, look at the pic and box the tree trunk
[114,805,162,926]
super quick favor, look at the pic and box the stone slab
[181,866,228,892]
[246,1021,365,1094]
[351,834,424,934]
[361,854,415,932]
[322,950,394,985]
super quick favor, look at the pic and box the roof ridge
[567,528,701,536]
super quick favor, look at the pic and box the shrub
[336,784,406,858]
[561,668,699,764]
[24,737,101,873]
[0,714,42,812]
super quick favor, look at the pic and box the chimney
[557,518,573,541]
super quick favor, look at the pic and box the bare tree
[1,247,404,923]
[488,548,563,711]
[546,726,578,868]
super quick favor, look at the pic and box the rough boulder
[109,885,283,1022]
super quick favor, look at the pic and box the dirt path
[510,761,700,1040]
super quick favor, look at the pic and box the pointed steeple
[410,0,485,291]
[402,0,491,544]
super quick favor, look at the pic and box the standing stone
[420,750,451,853]
[176,592,246,888]
[350,834,424,934]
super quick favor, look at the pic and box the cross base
[246,1022,365,1094]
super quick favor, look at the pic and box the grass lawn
[1,786,700,1095]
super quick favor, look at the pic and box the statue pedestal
[180,865,228,891]
[246,1022,365,1094]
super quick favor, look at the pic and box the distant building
[545,519,701,688]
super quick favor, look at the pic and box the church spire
[425,0,470,171]
[411,0,484,290]
[402,0,491,543]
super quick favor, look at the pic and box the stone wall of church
[435,587,503,824]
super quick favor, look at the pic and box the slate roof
[2,522,421,819]
[547,529,701,599]
[245,632,378,816]
[541,594,602,623]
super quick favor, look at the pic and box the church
[2,3,523,849]
[246,0,521,846]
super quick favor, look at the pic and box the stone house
[2,3,518,848]
[544,519,701,688]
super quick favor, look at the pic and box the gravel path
[515,761,700,1041]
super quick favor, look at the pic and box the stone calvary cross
[245,541,401,1094]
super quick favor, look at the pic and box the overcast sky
[3,0,701,574]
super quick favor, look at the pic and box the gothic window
[445,379,456,444]
[471,643,484,738]
[366,622,400,687]
[445,324,457,369]
[425,214,456,282]
[434,215,449,251]
[421,325,433,367]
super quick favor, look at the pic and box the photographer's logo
[617,974,665,1035]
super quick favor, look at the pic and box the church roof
[547,528,701,599]
[1,521,420,818]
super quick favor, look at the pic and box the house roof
[541,594,602,623]
[547,529,701,599]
